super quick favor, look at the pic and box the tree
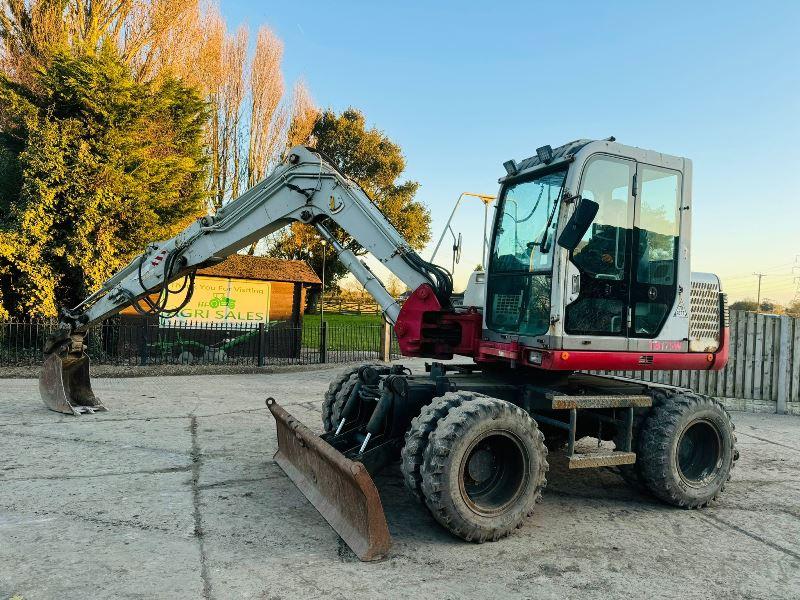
[0,1,306,215]
[786,300,800,317]
[286,80,318,149]
[247,27,286,188]
[0,0,202,84]
[386,275,405,298]
[0,50,207,316]
[728,299,758,312]
[268,108,431,295]
[759,299,777,314]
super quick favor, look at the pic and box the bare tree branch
[287,79,318,148]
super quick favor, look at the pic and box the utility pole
[792,255,800,310]
[754,272,767,313]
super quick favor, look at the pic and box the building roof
[196,255,321,285]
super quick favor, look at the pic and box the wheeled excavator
[40,140,736,561]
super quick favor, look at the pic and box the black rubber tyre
[637,392,737,508]
[322,369,357,432]
[400,391,472,502]
[419,395,548,542]
[321,363,382,432]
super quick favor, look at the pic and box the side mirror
[557,198,599,251]
[454,232,462,264]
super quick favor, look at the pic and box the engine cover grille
[689,277,722,352]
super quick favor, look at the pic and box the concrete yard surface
[1,361,799,599]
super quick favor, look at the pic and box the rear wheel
[420,396,548,542]
[637,392,736,508]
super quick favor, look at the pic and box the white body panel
[462,270,486,308]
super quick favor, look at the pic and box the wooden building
[194,255,320,325]
[122,255,320,326]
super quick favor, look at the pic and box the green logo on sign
[209,293,236,309]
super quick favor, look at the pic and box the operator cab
[482,138,724,371]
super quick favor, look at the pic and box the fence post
[257,322,265,367]
[140,320,149,366]
[379,318,391,362]
[777,315,791,414]
[319,320,327,364]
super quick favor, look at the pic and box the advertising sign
[159,276,271,327]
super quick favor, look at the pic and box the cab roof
[500,138,688,183]
[499,139,593,183]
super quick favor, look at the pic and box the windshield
[487,167,568,337]
[490,168,568,273]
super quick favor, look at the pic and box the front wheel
[420,396,548,542]
[321,362,384,432]
[637,393,737,508]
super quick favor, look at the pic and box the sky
[221,1,800,304]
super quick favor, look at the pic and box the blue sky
[222,1,800,303]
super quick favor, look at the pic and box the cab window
[571,157,633,280]
[487,167,567,336]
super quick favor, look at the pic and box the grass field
[302,313,383,328]
[301,312,387,351]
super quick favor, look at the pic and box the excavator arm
[58,146,448,330]
[40,146,459,415]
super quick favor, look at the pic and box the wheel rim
[676,419,722,486]
[459,430,529,517]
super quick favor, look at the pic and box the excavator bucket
[39,351,107,415]
[266,398,391,561]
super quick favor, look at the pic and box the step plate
[550,395,652,410]
[568,451,637,469]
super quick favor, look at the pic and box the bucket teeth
[266,397,391,561]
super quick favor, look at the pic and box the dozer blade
[39,352,107,415]
[266,397,391,561]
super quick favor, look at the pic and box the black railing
[0,318,402,367]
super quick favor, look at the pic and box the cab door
[562,155,635,350]
[628,163,683,345]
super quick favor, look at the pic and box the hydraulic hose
[131,248,197,318]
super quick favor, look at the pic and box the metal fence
[319,296,383,315]
[0,318,401,367]
[596,310,800,414]
[6,310,797,413]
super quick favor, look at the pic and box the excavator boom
[40,146,451,414]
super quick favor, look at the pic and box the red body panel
[394,284,729,372]
[394,284,481,359]
[394,284,442,356]
[477,326,729,371]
